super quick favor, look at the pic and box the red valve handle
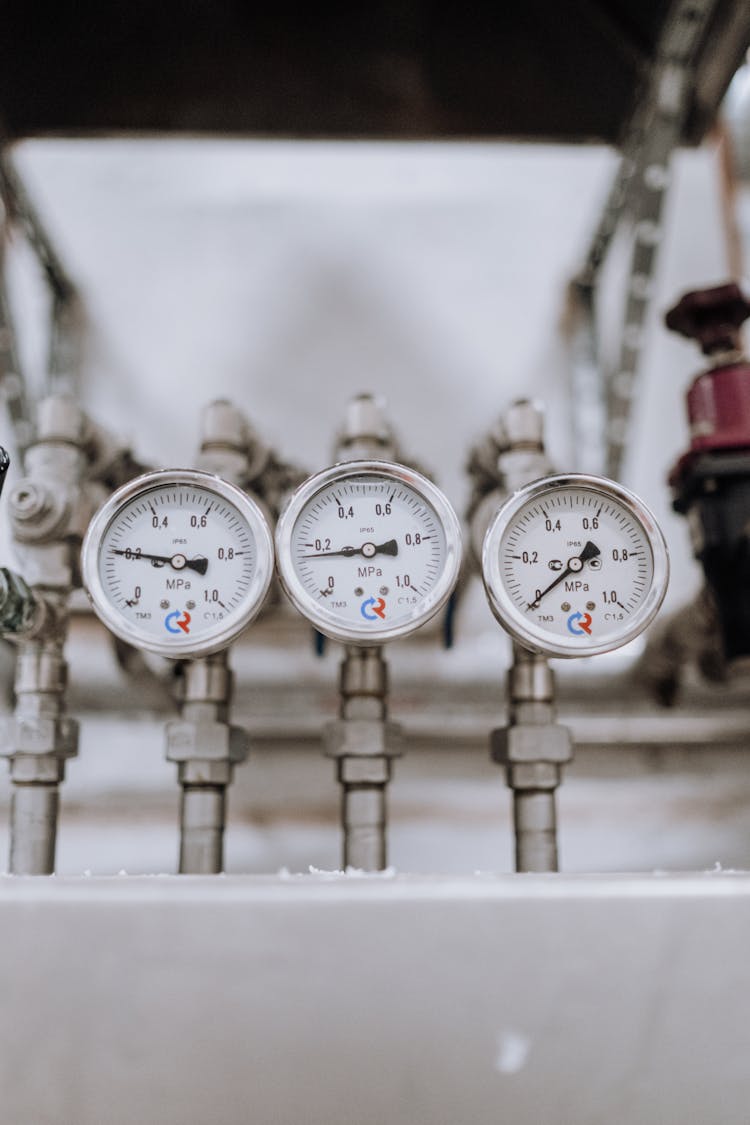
[665,282,750,356]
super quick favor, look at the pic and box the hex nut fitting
[9,481,50,522]
[491,723,573,767]
[0,714,79,760]
[9,480,65,537]
[323,718,402,759]
[8,754,67,784]
[340,393,392,445]
[36,394,88,444]
[177,759,234,786]
[337,756,392,785]
[503,399,545,450]
[507,761,562,791]
[165,720,249,765]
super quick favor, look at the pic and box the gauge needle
[302,538,399,559]
[526,540,600,611]
[111,549,209,575]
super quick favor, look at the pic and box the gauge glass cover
[275,461,462,644]
[81,470,274,658]
[482,473,669,657]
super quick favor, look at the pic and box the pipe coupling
[323,718,402,760]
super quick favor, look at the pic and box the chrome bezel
[81,468,274,659]
[275,460,462,645]
[481,473,669,658]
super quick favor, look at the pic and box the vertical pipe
[336,645,391,872]
[179,785,226,875]
[342,785,386,871]
[9,783,58,874]
[513,790,558,873]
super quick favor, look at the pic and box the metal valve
[667,281,750,662]
[665,282,750,357]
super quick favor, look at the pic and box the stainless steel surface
[341,785,387,871]
[0,395,134,872]
[513,790,558,873]
[508,645,555,703]
[0,633,79,873]
[467,399,553,567]
[167,651,249,875]
[325,646,400,872]
[339,643,388,706]
[178,785,225,875]
[492,646,573,874]
[9,783,58,874]
[334,392,400,463]
[196,397,305,517]
[1,872,749,1125]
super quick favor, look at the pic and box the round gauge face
[81,470,274,658]
[482,474,669,657]
[275,461,462,644]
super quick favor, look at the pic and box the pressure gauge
[482,473,669,657]
[275,461,462,645]
[81,469,274,658]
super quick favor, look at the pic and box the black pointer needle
[526,540,600,611]
[302,538,399,559]
[111,549,209,576]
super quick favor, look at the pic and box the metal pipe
[342,785,386,872]
[513,790,558,874]
[0,398,140,873]
[166,650,249,875]
[477,401,573,873]
[339,645,387,872]
[9,784,58,875]
[0,631,77,874]
[491,644,572,874]
[167,400,284,877]
[179,785,226,875]
[324,645,400,872]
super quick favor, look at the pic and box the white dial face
[82,471,273,658]
[482,475,669,657]
[276,462,462,644]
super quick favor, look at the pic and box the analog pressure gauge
[81,469,274,658]
[275,461,462,645]
[482,473,669,657]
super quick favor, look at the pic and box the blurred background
[1,1,750,877]
[6,8,750,1125]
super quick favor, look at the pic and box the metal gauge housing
[81,469,274,658]
[482,473,669,657]
[275,460,462,645]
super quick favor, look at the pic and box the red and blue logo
[165,610,191,635]
[566,611,592,636]
[360,597,386,621]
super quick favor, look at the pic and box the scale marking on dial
[81,470,274,658]
[276,461,462,645]
[482,474,669,658]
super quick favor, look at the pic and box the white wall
[5,137,734,619]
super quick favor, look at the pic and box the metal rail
[0,146,83,421]
[570,0,721,480]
